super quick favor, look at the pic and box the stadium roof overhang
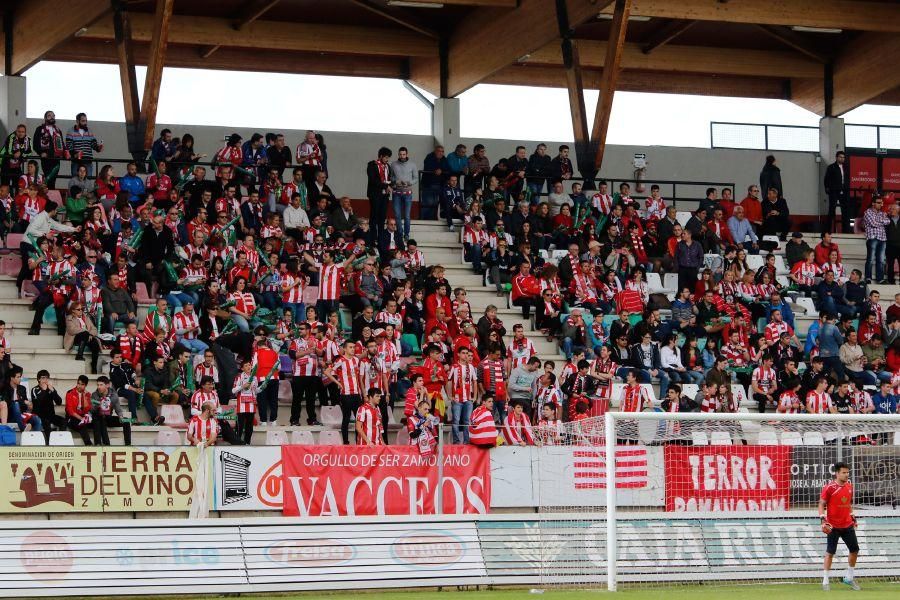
[4,0,900,170]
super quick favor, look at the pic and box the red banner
[281,445,491,517]
[849,156,878,191]
[664,446,790,512]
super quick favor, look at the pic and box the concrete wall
[25,118,822,216]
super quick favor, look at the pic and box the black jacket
[136,225,174,265]
[366,160,391,201]
[824,161,850,199]
[759,163,783,198]
[629,343,663,370]
[29,386,62,419]
[109,361,136,393]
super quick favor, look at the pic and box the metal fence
[710,122,819,152]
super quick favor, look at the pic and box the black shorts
[826,526,859,555]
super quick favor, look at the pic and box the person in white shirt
[660,334,703,385]
[282,194,310,240]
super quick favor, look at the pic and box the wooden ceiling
[4,0,900,116]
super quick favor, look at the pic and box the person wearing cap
[785,231,812,268]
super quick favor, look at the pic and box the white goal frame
[603,412,900,591]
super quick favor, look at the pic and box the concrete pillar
[0,75,27,139]
[817,117,845,220]
[819,116,845,163]
[432,97,460,151]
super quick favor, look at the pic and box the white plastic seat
[319,430,343,445]
[551,250,568,261]
[746,254,765,271]
[776,275,790,288]
[710,431,733,445]
[395,427,411,446]
[780,431,803,445]
[640,383,658,405]
[680,384,699,400]
[675,211,691,227]
[691,431,709,446]
[802,432,825,446]
[893,431,900,445]
[610,383,626,408]
[20,431,45,446]
[646,272,674,295]
[731,384,749,408]
[290,430,315,445]
[266,430,289,446]
[159,404,187,427]
[795,296,817,315]
[155,429,182,445]
[49,431,74,446]
[773,255,789,274]
[663,273,679,294]
[757,430,778,445]
[762,235,780,247]
[320,405,342,426]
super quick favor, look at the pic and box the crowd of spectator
[0,120,898,450]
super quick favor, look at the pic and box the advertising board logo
[257,460,283,508]
[220,451,251,505]
[267,539,355,566]
[20,532,73,582]
[390,531,464,567]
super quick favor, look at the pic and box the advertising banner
[849,156,878,191]
[664,446,791,512]
[789,446,841,507]
[281,445,491,517]
[852,446,900,507]
[0,447,198,512]
[213,447,283,511]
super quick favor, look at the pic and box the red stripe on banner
[616,460,648,468]
[574,481,648,490]
[572,448,647,458]
[573,462,602,468]
[573,451,600,458]
[573,470,649,479]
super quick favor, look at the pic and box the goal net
[535,412,900,591]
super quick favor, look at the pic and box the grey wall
[26,118,822,216]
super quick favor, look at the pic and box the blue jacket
[446,152,468,176]
[872,392,898,414]
[766,300,795,329]
[817,322,844,358]
[805,319,821,356]
[119,174,145,203]
[442,184,464,210]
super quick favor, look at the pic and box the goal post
[600,411,900,591]
[536,412,900,591]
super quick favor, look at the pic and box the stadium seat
[780,431,803,445]
[675,211,691,227]
[646,272,674,295]
[5,233,24,250]
[135,282,153,304]
[776,275,790,288]
[731,385,749,408]
[291,430,315,445]
[773,255,789,274]
[20,432,45,446]
[893,431,900,445]
[691,432,709,446]
[610,383,625,408]
[762,235,779,249]
[551,250,568,262]
[795,297,816,315]
[746,254,765,272]
[802,432,825,446]
[160,405,187,428]
[49,431,74,446]
[757,430,778,445]
[640,383,658,405]
[320,406,342,426]
[396,427,411,446]
[710,431,733,445]
[663,273,679,294]
[155,429,183,445]
[278,380,292,402]
[0,255,21,276]
[319,430,343,445]
[265,430,289,446]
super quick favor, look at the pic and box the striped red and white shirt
[469,405,498,447]
[356,402,384,445]
[214,145,242,177]
[232,372,259,414]
[790,261,821,286]
[507,338,536,371]
[591,193,613,215]
[721,343,748,366]
[536,418,563,445]
[359,354,388,392]
[463,226,490,247]
[190,390,220,416]
[318,264,345,301]
[806,390,832,414]
[777,390,802,413]
[281,273,306,304]
[173,311,200,340]
[700,393,721,413]
[503,411,535,445]
[188,415,219,444]
[591,359,617,400]
[229,292,256,315]
[448,363,478,403]
[852,389,874,413]
[291,337,319,377]
[194,362,219,384]
[621,384,650,412]
[401,249,426,269]
[764,320,793,343]
[332,356,361,396]
[752,366,778,394]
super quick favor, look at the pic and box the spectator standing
[1,124,32,191]
[366,147,393,247]
[824,151,851,233]
[674,228,703,294]
[864,195,890,283]
[296,130,324,187]
[550,145,573,181]
[390,147,418,241]
[886,204,900,284]
[265,133,292,179]
[739,184,764,230]
[65,113,102,177]
[526,144,551,196]
[466,144,491,195]
[32,111,66,189]
[759,154,782,200]
[421,145,449,220]
[151,129,177,164]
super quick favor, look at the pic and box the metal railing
[710,121,819,152]
[418,171,735,210]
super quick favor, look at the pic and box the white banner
[212,447,282,511]
[490,445,665,508]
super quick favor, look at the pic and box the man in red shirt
[818,461,860,591]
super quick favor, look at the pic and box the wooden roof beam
[81,13,437,57]
[642,19,696,54]
[527,39,823,79]
[591,0,631,171]
[831,33,900,115]
[755,25,831,64]
[202,0,281,59]
[139,0,174,150]
[9,0,111,74]
[602,0,900,34]
[402,0,517,6]
[348,0,440,39]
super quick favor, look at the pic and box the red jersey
[790,261,820,286]
[751,366,778,394]
[231,372,258,414]
[806,390,832,414]
[820,480,854,528]
[764,320,793,344]
[190,390,220,416]
[469,404,498,447]
[777,390,802,414]
[356,402,384,445]
[291,337,318,377]
[448,363,478,403]
[332,356,361,396]
[318,263,344,301]
[507,337,536,371]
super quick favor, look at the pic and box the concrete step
[14,356,89,375]
[408,230,459,244]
